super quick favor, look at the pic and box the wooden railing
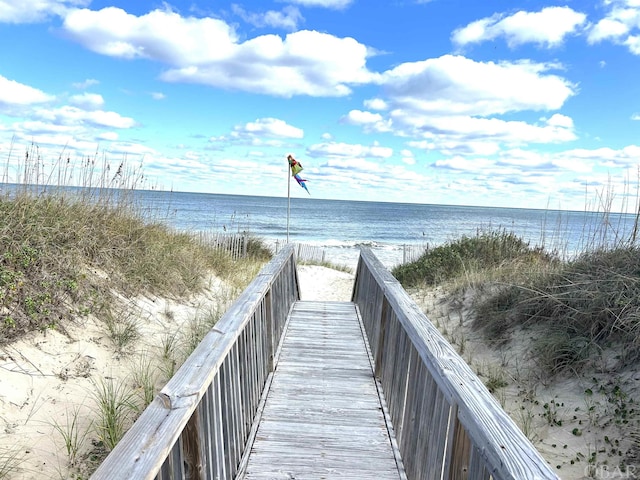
[352,246,559,480]
[90,244,299,480]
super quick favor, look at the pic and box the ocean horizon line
[3,182,629,216]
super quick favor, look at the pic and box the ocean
[131,191,639,270]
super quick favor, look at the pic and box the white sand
[0,275,230,479]
[297,264,354,301]
[414,285,640,480]
[1,265,630,479]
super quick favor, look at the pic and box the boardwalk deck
[240,300,404,479]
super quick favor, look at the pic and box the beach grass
[0,447,23,479]
[0,146,272,477]
[392,228,555,288]
[0,173,269,345]
[473,245,640,374]
[392,221,640,377]
[91,376,138,451]
[393,200,640,473]
[50,405,93,468]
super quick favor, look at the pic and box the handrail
[90,244,299,480]
[352,246,559,480]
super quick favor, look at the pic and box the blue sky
[1,0,640,211]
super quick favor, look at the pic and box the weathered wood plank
[90,245,299,480]
[241,301,403,479]
[354,247,559,480]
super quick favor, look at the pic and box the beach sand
[1,264,633,479]
[0,266,353,479]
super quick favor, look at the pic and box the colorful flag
[287,154,310,194]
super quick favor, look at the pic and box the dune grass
[0,447,23,479]
[391,224,640,377]
[392,229,555,288]
[0,187,270,345]
[392,205,640,472]
[473,245,640,375]
[0,146,272,478]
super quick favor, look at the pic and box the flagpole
[286,159,291,243]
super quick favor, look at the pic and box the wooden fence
[201,232,429,267]
[352,246,559,480]
[90,244,299,480]
[273,239,327,264]
[274,239,430,267]
[195,232,250,259]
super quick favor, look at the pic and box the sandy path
[0,266,354,479]
[297,265,355,301]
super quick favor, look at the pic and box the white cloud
[0,0,88,24]
[545,113,574,129]
[625,34,640,53]
[63,8,378,98]
[560,145,640,168]
[72,78,99,89]
[364,98,388,111]
[434,156,494,172]
[150,92,166,100]
[400,149,415,165]
[208,118,303,148]
[452,6,587,48]
[587,0,640,54]
[369,142,393,158]
[69,92,104,110]
[406,140,436,151]
[342,110,392,133]
[162,30,378,97]
[234,118,304,138]
[0,75,54,105]
[343,110,383,124]
[381,55,575,116]
[589,18,630,42]
[284,0,353,9]
[232,5,303,30]
[308,141,393,159]
[340,56,577,161]
[430,143,640,184]
[390,113,576,154]
[63,7,238,64]
[97,132,119,141]
[16,120,79,136]
[34,105,136,129]
[452,18,494,47]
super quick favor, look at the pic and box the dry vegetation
[0,147,271,479]
[394,224,640,478]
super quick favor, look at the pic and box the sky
[1,0,640,211]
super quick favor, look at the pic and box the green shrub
[393,229,551,288]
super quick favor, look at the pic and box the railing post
[265,290,274,372]
[182,409,204,480]
[443,406,469,480]
[374,297,389,377]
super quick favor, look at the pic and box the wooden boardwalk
[90,247,558,480]
[240,301,405,479]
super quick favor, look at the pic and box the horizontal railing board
[91,245,299,480]
[353,247,558,480]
